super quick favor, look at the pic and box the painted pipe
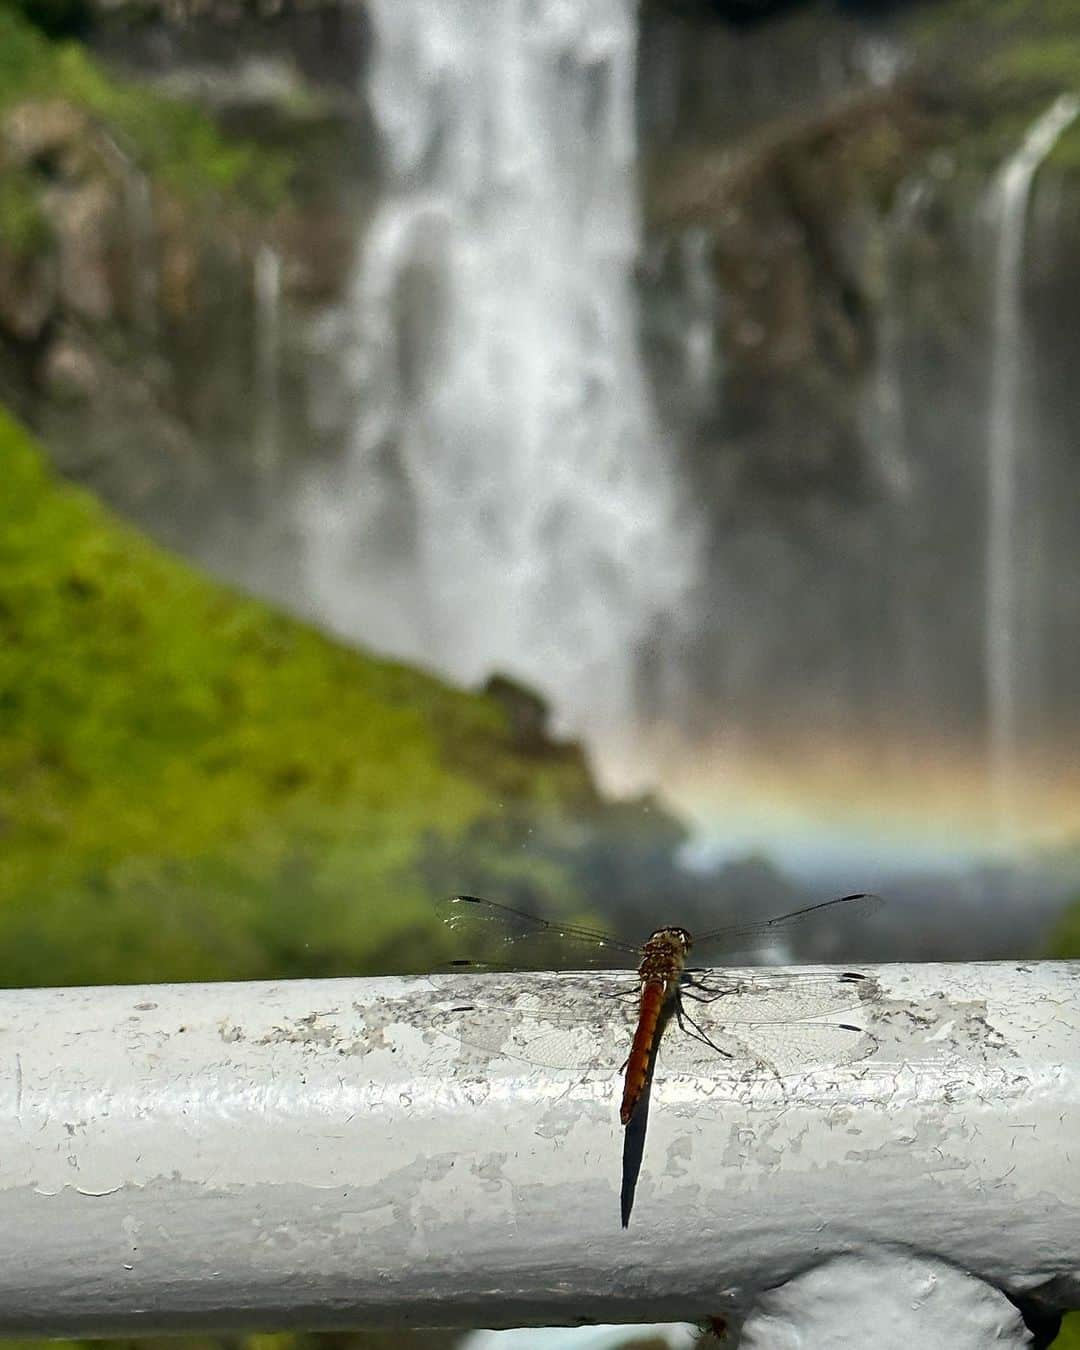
[0,962,1075,1336]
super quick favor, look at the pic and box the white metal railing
[0,962,1075,1343]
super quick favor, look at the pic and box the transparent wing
[691,891,883,961]
[682,967,873,1022]
[431,995,638,1072]
[437,894,641,970]
[437,891,883,972]
[659,1018,876,1081]
[430,969,879,1082]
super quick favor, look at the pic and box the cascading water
[253,243,283,513]
[125,171,157,337]
[867,182,921,504]
[277,6,1080,879]
[858,180,926,746]
[984,94,1079,832]
[669,228,719,420]
[299,0,699,774]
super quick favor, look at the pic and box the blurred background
[3,0,1080,1344]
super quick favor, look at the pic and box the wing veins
[693,892,882,950]
[447,895,641,957]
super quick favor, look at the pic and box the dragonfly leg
[674,997,733,1060]
[598,985,642,1002]
[683,970,742,987]
[681,982,743,1004]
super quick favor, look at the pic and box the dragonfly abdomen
[620,980,672,1125]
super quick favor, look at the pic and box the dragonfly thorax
[638,926,693,985]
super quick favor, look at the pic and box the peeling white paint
[0,964,1074,1334]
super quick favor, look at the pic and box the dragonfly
[437,890,881,1122]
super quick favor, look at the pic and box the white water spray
[253,243,283,510]
[985,94,1078,830]
[676,227,719,410]
[300,0,699,772]
[868,180,923,502]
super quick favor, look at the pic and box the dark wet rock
[645,82,942,492]
[40,332,98,402]
[0,245,55,342]
[483,675,558,758]
[0,94,232,514]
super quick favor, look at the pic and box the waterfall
[126,172,158,336]
[300,0,699,773]
[860,180,922,747]
[984,94,1079,831]
[253,243,283,512]
[868,181,922,502]
[674,227,719,416]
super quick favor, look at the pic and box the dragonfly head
[649,926,693,957]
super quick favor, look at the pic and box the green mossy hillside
[1052,1312,1080,1348]
[905,0,1080,172]
[0,406,606,987]
[0,5,288,209]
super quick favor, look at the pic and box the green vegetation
[990,34,1080,90]
[0,5,289,209]
[907,0,1080,48]
[901,0,1080,173]
[0,406,606,987]
[1045,838,1080,958]
[0,169,50,257]
[1049,893,1080,959]
[1052,1312,1080,1348]
[915,4,1080,99]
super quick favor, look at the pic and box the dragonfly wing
[435,943,637,973]
[693,891,884,961]
[658,969,881,1080]
[430,982,640,1071]
[655,1017,877,1080]
[681,969,876,1023]
[437,895,640,970]
[431,995,877,1084]
[428,970,880,1084]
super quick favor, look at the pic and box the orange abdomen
[620,982,666,1125]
